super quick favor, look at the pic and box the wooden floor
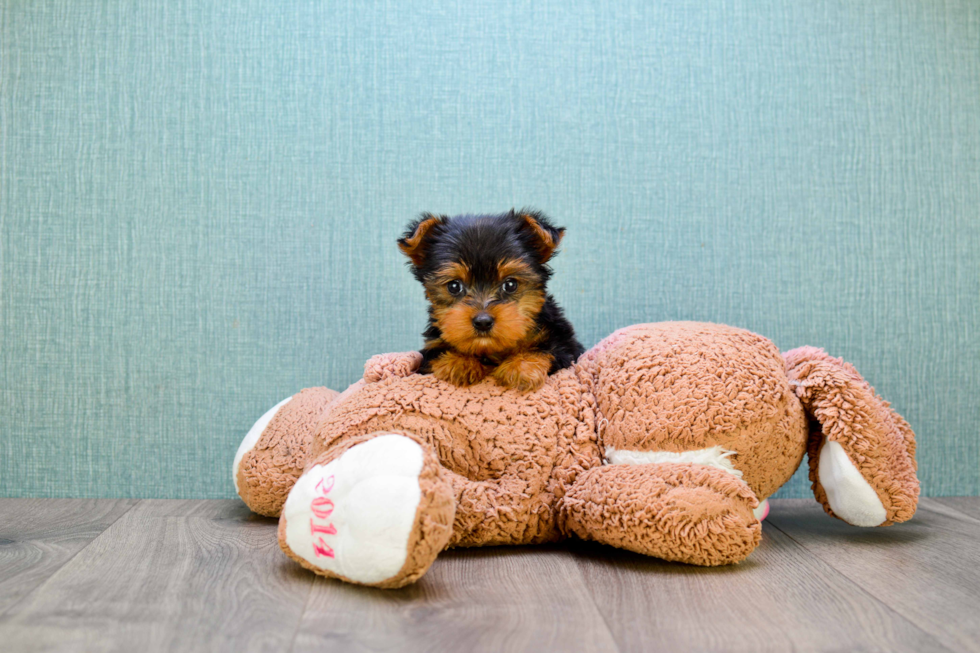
[0,498,977,652]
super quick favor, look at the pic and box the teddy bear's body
[235,322,919,588]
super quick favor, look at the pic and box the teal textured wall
[1,1,978,499]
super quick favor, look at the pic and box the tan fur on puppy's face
[424,259,545,357]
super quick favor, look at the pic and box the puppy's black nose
[472,312,495,332]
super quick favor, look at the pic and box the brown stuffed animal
[233,322,919,588]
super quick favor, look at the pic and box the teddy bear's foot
[562,462,762,566]
[278,433,455,588]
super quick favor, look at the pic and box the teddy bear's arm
[784,346,919,526]
[561,462,761,566]
[363,351,423,383]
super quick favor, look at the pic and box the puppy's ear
[515,210,565,263]
[398,214,444,267]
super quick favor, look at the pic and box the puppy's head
[398,209,565,356]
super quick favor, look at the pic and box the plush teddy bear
[233,322,918,588]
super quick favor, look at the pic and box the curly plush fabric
[364,351,424,383]
[308,367,593,547]
[236,386,338,517]
[575,323,808,501]
[561,462,762,566]
[784,346,919,524]
[235,322,919,588]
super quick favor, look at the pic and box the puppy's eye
[447,280,464,296]
[502,278,518,294]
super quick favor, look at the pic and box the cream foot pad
[281,434,424,585]
[818,440,887,527]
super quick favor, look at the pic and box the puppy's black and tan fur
[398,209,584,392]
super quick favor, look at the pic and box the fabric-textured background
[2,1,977,499]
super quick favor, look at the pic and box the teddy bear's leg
[235,352,421,518]
[561,462,762,566]
[235,385,359,517]
[278,431,455,588]
[784,347,919,526]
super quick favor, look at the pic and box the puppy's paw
[431,351,490,386]
[492,351,552,392]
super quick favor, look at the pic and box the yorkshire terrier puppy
[398,209,585,392]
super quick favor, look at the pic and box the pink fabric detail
[310,473,338,558]
[311,496,335,519]
[312,538,336,558]
[310,520,338,536]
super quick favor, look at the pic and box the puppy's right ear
[398,214,444,267]
[515,210,565,264]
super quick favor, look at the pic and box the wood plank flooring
[0,499,137,617]
[0,497,976,652]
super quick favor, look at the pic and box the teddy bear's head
[572,322,809,502]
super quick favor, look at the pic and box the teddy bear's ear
[514,209,565,263]
[398,214,444,267]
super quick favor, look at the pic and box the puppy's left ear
[398,213,444,267]
[515,210,565,263]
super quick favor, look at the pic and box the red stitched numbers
[310,475,337,558]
